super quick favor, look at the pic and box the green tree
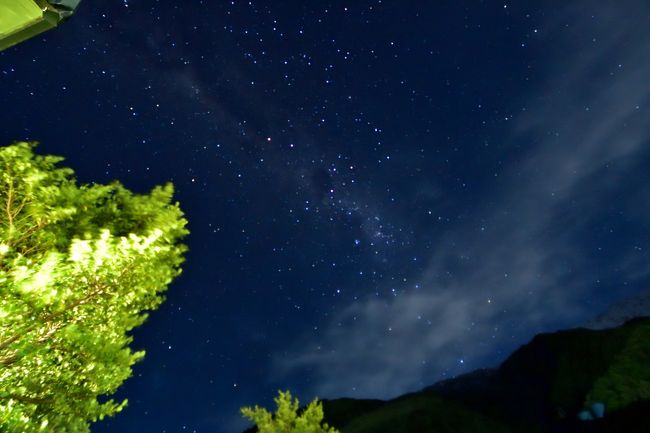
[241,390,340,433]
[0,142,189,432]
[586,322,650,412]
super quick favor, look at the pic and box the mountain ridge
[243,316,650,433]
[583,289,650,330]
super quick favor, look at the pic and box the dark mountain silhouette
[243,316,650,433]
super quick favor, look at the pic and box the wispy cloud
[271,1,650,400]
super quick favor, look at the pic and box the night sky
[2,1,650,432]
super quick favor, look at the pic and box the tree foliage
[241,390,340,433]
[0,142,189,432]
[586,322,650,412]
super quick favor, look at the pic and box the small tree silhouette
[241,390,340,433]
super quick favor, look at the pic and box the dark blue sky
[2,1,650,432]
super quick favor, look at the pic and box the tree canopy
[586,321,650,412]
[241,390,341,433]
[0,141,189,432]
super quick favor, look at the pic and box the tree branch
[11,217,46,249]
[5,179,14,231]
[2,393,51,405]
[0,352,18,366]
[10,195,28,221]
[0,263,134,365]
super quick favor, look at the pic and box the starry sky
[2,1,650,432]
